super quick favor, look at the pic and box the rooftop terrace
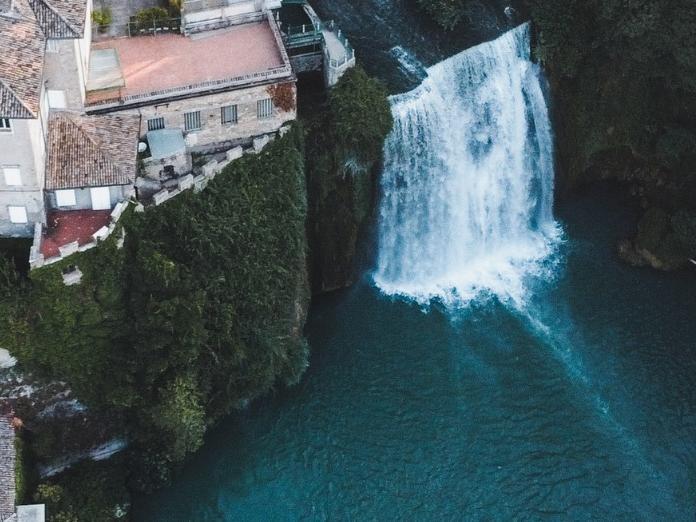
[86,18,291,109]
[40,210,111,258]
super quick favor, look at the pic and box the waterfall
[374,23,561,306]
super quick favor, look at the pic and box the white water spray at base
[375,24,561,306]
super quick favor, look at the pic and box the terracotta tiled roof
[47,111,141,190]
[0,0,45,118]
[0,0,87,118]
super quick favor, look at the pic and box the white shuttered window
[3,167,21,186]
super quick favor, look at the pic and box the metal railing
[92,17,182,39]
[182,0,247,13]
[87,14,293,110]
[285,21,324,36]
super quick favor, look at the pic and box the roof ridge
[27,0,79,38]
[39,0,80,35]
[0,78,37,118]
[58,111,123,177]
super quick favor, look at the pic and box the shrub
[327,66,392,163]
[134,7,169,31]
[33,457,130,522]
[91,7,112,30]
[267,82,297,113]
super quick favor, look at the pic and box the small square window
[56,189,77,207]
[47,90,67,109]
[257,99,273,119]
[147,117,165,131]
[184,111,201,132]
[221,105,238,125]
[8,206,28,224]
[3,167,21,186]
[0,118,11,132]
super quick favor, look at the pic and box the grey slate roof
[47,111,141,190]
[28,0,87,39]
[0,0,87,118]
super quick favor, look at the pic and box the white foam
[374,24,560,307]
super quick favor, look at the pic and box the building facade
[0,0,298,238]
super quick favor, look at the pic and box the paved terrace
[41,210,111,258]
[87,20,288,106]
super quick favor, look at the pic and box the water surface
[135,186,696,520]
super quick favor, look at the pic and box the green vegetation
[528,0,696,266]
[14,434,37,506]
[413,0,468,30]
[0,129,309,519]
[133,7,170,31]
[91,7,112,30]
[304,66,393,292]
[0,65,392,519]
[33,458,130,522]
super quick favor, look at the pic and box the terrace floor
[88,21,285,103]
[41,210,111,258]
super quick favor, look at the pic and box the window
[56,189,77,207]
[46,39,59,53]
[257,98,273,119]
[147,117,165,131]
[184,111,201,132]
[3,167,21,186]
[221,105,238,125]
[47,90,67,109]
[8,206,28,224]
[0,118,11,132]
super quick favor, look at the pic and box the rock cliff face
[411,0,696,270]
[525,0,696,269]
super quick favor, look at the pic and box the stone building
[0,0,139,237]
[45,112,140,211]
[0,0,298,238]
[84,12,297,170]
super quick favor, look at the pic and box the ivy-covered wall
[304,66,393,293]
[0,127,310,520]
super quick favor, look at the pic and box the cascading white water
[374,23,561,306]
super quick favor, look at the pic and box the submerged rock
[618,207,689,271]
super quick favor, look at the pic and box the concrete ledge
[93,226,110,241]
[178,174,195,191]
[58,241,79,257]
[226,146,243,161]
[253,134,270,152]
[152,189,171,206]
[78,241,98,252]
[202,160,220,177]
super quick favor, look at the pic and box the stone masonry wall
[117,82,297,151]
[0,415,15,520]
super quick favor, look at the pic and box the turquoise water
[135,187,696,520]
